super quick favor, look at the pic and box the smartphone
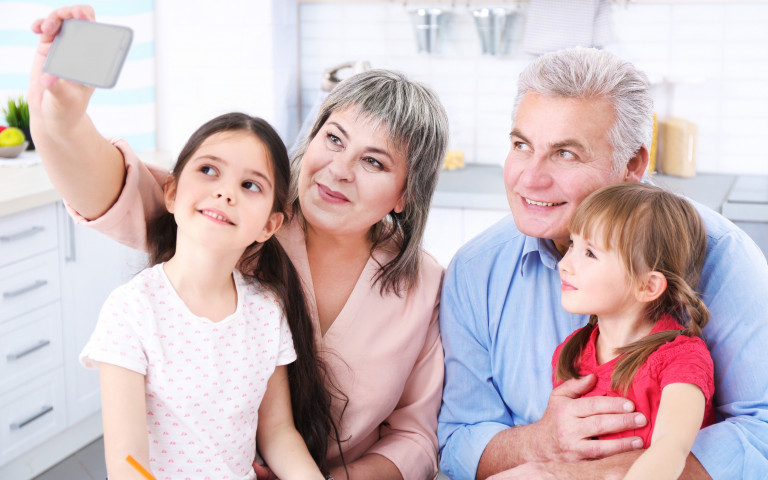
[43,19,133,89]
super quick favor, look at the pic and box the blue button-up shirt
[438,200,768,480]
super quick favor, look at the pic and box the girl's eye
[200,165,216,176]
[242,181,261,192]
[586,249,597,259]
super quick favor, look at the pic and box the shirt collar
[521,234,562,276]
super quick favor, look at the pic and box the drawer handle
[10,405,54,430]
[0,226,45,243]
[7,339,51,362]
[3,280,48,299]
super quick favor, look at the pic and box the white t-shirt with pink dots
[80,263,297,480]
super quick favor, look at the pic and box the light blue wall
[0,0,156,151]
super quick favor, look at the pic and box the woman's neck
[304,222,373,260]
[163,237,243,322]
[594,308,653,365]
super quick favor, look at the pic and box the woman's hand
[27,4,128,220]
[29,5,96,130]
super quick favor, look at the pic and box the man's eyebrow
[510,129,592,155]
[552,139,588,151]
[509,128,530,144]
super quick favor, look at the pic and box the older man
[438,47,768,480]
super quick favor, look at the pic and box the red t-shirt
[551,315,716,447]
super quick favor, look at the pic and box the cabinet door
[57,203,147,425]
[424,207,464,267]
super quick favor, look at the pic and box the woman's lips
[560,280,576,291]
[317,183,350,204]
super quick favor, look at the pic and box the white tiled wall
[298,2,768,175]
[155,0,299,155]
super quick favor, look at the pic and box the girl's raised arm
[98,363,152,480]
[29,5,127,220]
[256,366,325,480]
[623,382,706,480]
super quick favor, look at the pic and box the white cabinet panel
[58,204,147,424]
[0,369,67,467]
[0,250,60,322]
[0,205,58,267]
[424,207,464,267]
[425,206,510,267]
[462,209,509,244]
[0,304,63,393]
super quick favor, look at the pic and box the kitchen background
[2,0,768,175]
[1,1,767,478]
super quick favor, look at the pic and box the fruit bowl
[0,141,29,158]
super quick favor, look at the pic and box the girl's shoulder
[107,264,166,304]
[646,333,712,375]
[234,270,281,308]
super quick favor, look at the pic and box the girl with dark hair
[553,183,714,480]
[80,112,335,480]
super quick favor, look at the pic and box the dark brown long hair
[146,112,343,473]
[555,183,709,393]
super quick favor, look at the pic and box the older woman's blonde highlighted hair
[556,183,709,393]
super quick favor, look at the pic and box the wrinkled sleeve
[367,284,444,480]
[691,227,768,479]
[438,256,510,480]
[65,138,168,252]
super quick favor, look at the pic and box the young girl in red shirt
[554,182,715,480]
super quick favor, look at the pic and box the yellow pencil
[126,455,156,480]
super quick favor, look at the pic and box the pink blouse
[70,139,445,480]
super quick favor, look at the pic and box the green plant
[3,95,30,129]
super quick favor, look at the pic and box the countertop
[0,150,60,217]
[0,150,172,218]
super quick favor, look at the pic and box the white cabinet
[58,203,146,424]
[0,202,144,479]
[0,206,65,468]
[424,206,509,267]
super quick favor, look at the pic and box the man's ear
[255,212,284,243]
[624,145,649,182]
[636,270,667,303]
[163,175,177,213]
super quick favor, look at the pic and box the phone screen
[43,19,133,89]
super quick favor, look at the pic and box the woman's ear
[636,270,667,303]
[163,175,177,213]
[393,194,407,214]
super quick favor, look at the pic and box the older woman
[30,6,448,480]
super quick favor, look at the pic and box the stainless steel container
[472,8,516,56]
[409,8,447,54]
